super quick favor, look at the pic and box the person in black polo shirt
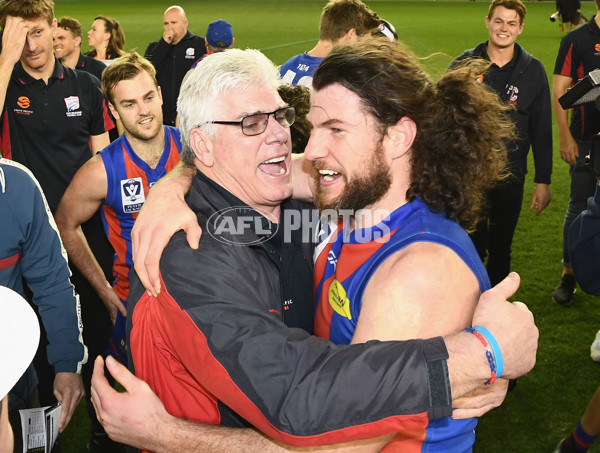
[450,0,553,287]
[54,16,107,82]
[0,0,121,451]
[145,5,206,127]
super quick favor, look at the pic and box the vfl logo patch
[328,279,352,320]
[185,47,196,59]
[64,96,82,117]
[64,96,80,111]
[17,96,30,108]
[120,177,146,213]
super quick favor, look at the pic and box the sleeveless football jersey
[100,126,181,363]
[313,197,490,452]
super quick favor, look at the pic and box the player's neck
[60,51,80,70]
[125,128,166,169]
[307,40,334,58]
[22,56,55,84]
[351,177,410,231]
[486,42,515,68]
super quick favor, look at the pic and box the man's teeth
[263,156,285,164]
[319,169,339,182]
[140,118,152,125]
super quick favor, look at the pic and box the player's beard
[314,142,392,215]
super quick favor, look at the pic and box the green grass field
[50,1,600,451]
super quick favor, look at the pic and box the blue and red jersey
[279,53,323,88]
[99,126,181,303]
[313,197,490,452]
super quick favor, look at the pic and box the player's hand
[529,183,551,215]
[472,272,538,380]
[53,372,85,432]
[100,285,127,324]
[91,356,168,451]
[1,16,28,67]
[452,378,509,419]
[559,133,579,166]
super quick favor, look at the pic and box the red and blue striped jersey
[99,126,181,302]
[313,197,490,452]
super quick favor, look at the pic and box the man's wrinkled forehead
[221,83,284,117]
[308,83,367,128]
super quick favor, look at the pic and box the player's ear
[386,116,416,159]
[189,128,214,167]
[157,85,163,107]
[108,102,120,121]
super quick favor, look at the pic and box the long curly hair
[312,37,514,231]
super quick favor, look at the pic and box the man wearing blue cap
[190,19,234,68]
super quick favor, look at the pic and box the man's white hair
[178,49,281,164]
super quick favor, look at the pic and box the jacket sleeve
[13,166,87,373]
[569,183,600,295]
[529,60,553,184]
[134,236,451,447]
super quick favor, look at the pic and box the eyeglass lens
[241,107,295,136]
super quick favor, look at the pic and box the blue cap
[206,19,233,48]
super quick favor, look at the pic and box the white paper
[19,404,61,453]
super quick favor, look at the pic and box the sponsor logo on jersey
[595,43,600,53]
[120,177,146,213]
[14,96,33,115]
[185,47,196,59]
[64,96,82,117]
[328,279,352,320]
[17,96,30,109]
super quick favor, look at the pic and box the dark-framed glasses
[198,106,296,136]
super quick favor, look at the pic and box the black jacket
[145,31,206,126]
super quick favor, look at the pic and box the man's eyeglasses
[198,106,296,136]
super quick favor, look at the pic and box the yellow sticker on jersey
[328,279,352,320]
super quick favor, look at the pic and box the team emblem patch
[120,177,146,213]
[64,96,80,112]
[185,47,195,59]
[328,279,352,320]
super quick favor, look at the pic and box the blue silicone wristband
[473,326,503,378]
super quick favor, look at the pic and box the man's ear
[74,35,82,48]
[157,85,163,107]
[189,128,215,167]
[108,102,120,122]
[342,28,357,42]
[386,116,417,159]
